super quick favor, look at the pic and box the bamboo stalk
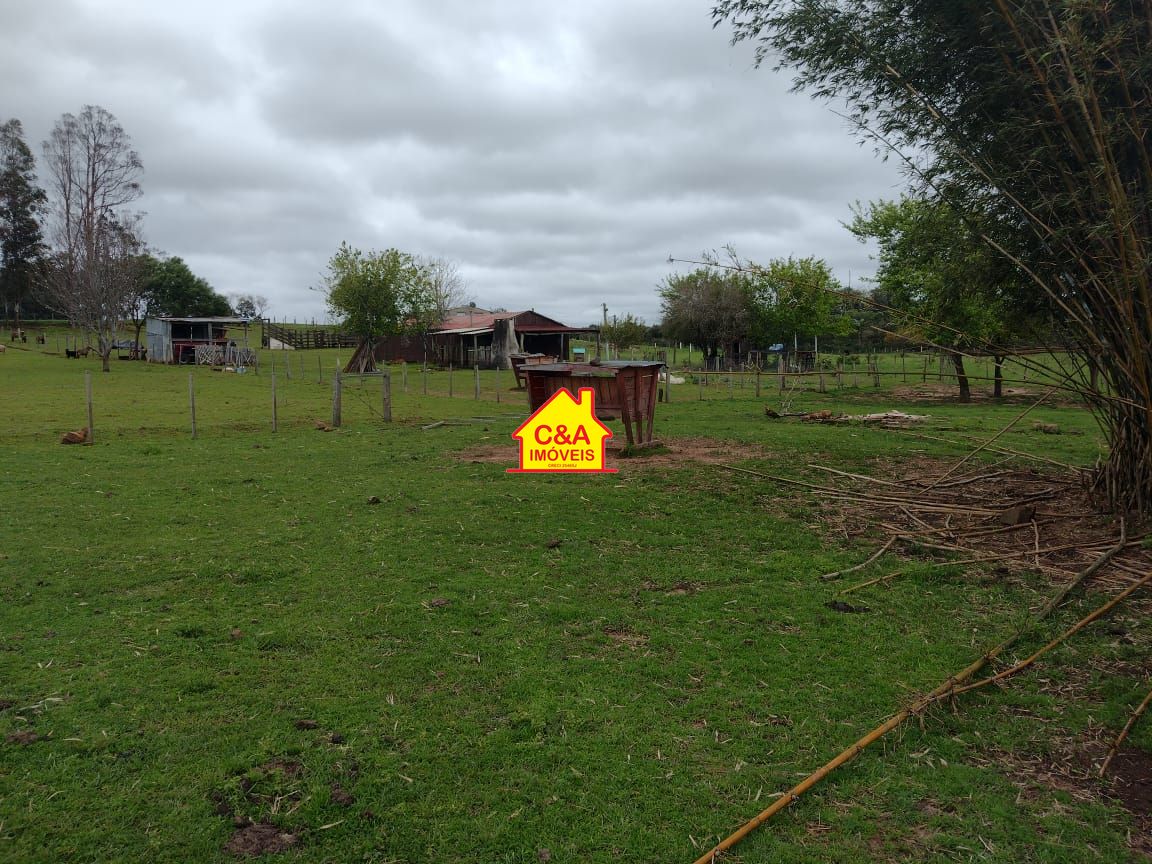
[819,536,896,582]
[953,568,1152,697]
[922,387,1057,491]
[691,540,1139,864]
[839,532,1134,595]
[1099,683,1152,777]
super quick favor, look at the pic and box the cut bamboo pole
[922,387,1056,491]
[690,543,1142,864]
[952,568,1152,697]
[1099,683,1152,777]
[819,536,896,582]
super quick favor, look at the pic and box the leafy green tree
[0,118,46,326]
[600,313,649,358]
[659,268,751,367]
[712,0,1152,510]
[745,256,853,351]
[848,197,1033,400]
[322,243,437,369]
[144,255,231,318]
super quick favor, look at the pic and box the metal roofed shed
[146,317,253,365]
[521,360,664,446]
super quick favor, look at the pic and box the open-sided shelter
[146,317,251,365]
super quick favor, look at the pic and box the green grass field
[1,338,1147,863]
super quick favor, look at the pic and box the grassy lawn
[1,343,1147,862]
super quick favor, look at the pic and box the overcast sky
[2,0,906,326]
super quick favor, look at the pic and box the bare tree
[39,105,143,371]
[418,256,469,323]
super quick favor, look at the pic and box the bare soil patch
[225,822,299,858]
[459,436,758,472]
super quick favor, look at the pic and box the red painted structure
[522,361,664,446]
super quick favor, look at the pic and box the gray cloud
[1,0,905,326]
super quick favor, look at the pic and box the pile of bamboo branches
[693,456,1152,864]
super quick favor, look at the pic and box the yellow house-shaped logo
[508,387,616,473]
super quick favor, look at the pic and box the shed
[522,361,664,446]
[146,317,252,365]
[430,310,593,369]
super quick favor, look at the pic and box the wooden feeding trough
[509,353,558,389]
[522,360,664,446]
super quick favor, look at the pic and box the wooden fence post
[271,372,278,432]
[85,371,94,442]
[402,361,408,393]
[332,367,342,427]
[448,364,454,397]
[382,368,392,422]
[189,373,197,439]
[474,364,480,399]
[317,355,323,384]
[422,363,428,395]
[698,373,704,401]
[755,370,761,398]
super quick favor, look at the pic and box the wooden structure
[146,317,251,365]
[522,361,664,446]
[509,353,557,388]
[429,309,592,369]
[263,322,358,350]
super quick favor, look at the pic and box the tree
[230,293,269,320]
[744,255,853,352]
[322,243,437,372]
[713,1,1152,512]
[659,268,751,368]
[0,119,47,327]
[39,105,144,371]
[418,256,469,323]
[145,255,231,318]
[600,313,649,358]
[848,197,1034,400]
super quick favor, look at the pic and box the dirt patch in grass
[1107,746,1152,819]
[978,728,1152,858]
[330,783,355,807]
[459,436,758,472]
[258,758,303,778]
[890,382,1039,402]
[6,730,39,746]
[603,626,650,648]
[225,821,299,857]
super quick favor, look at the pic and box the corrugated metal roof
[154,316,250,324]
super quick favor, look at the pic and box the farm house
[365,308,594,369]
[429,309,592,368]
[146,316,253,365]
